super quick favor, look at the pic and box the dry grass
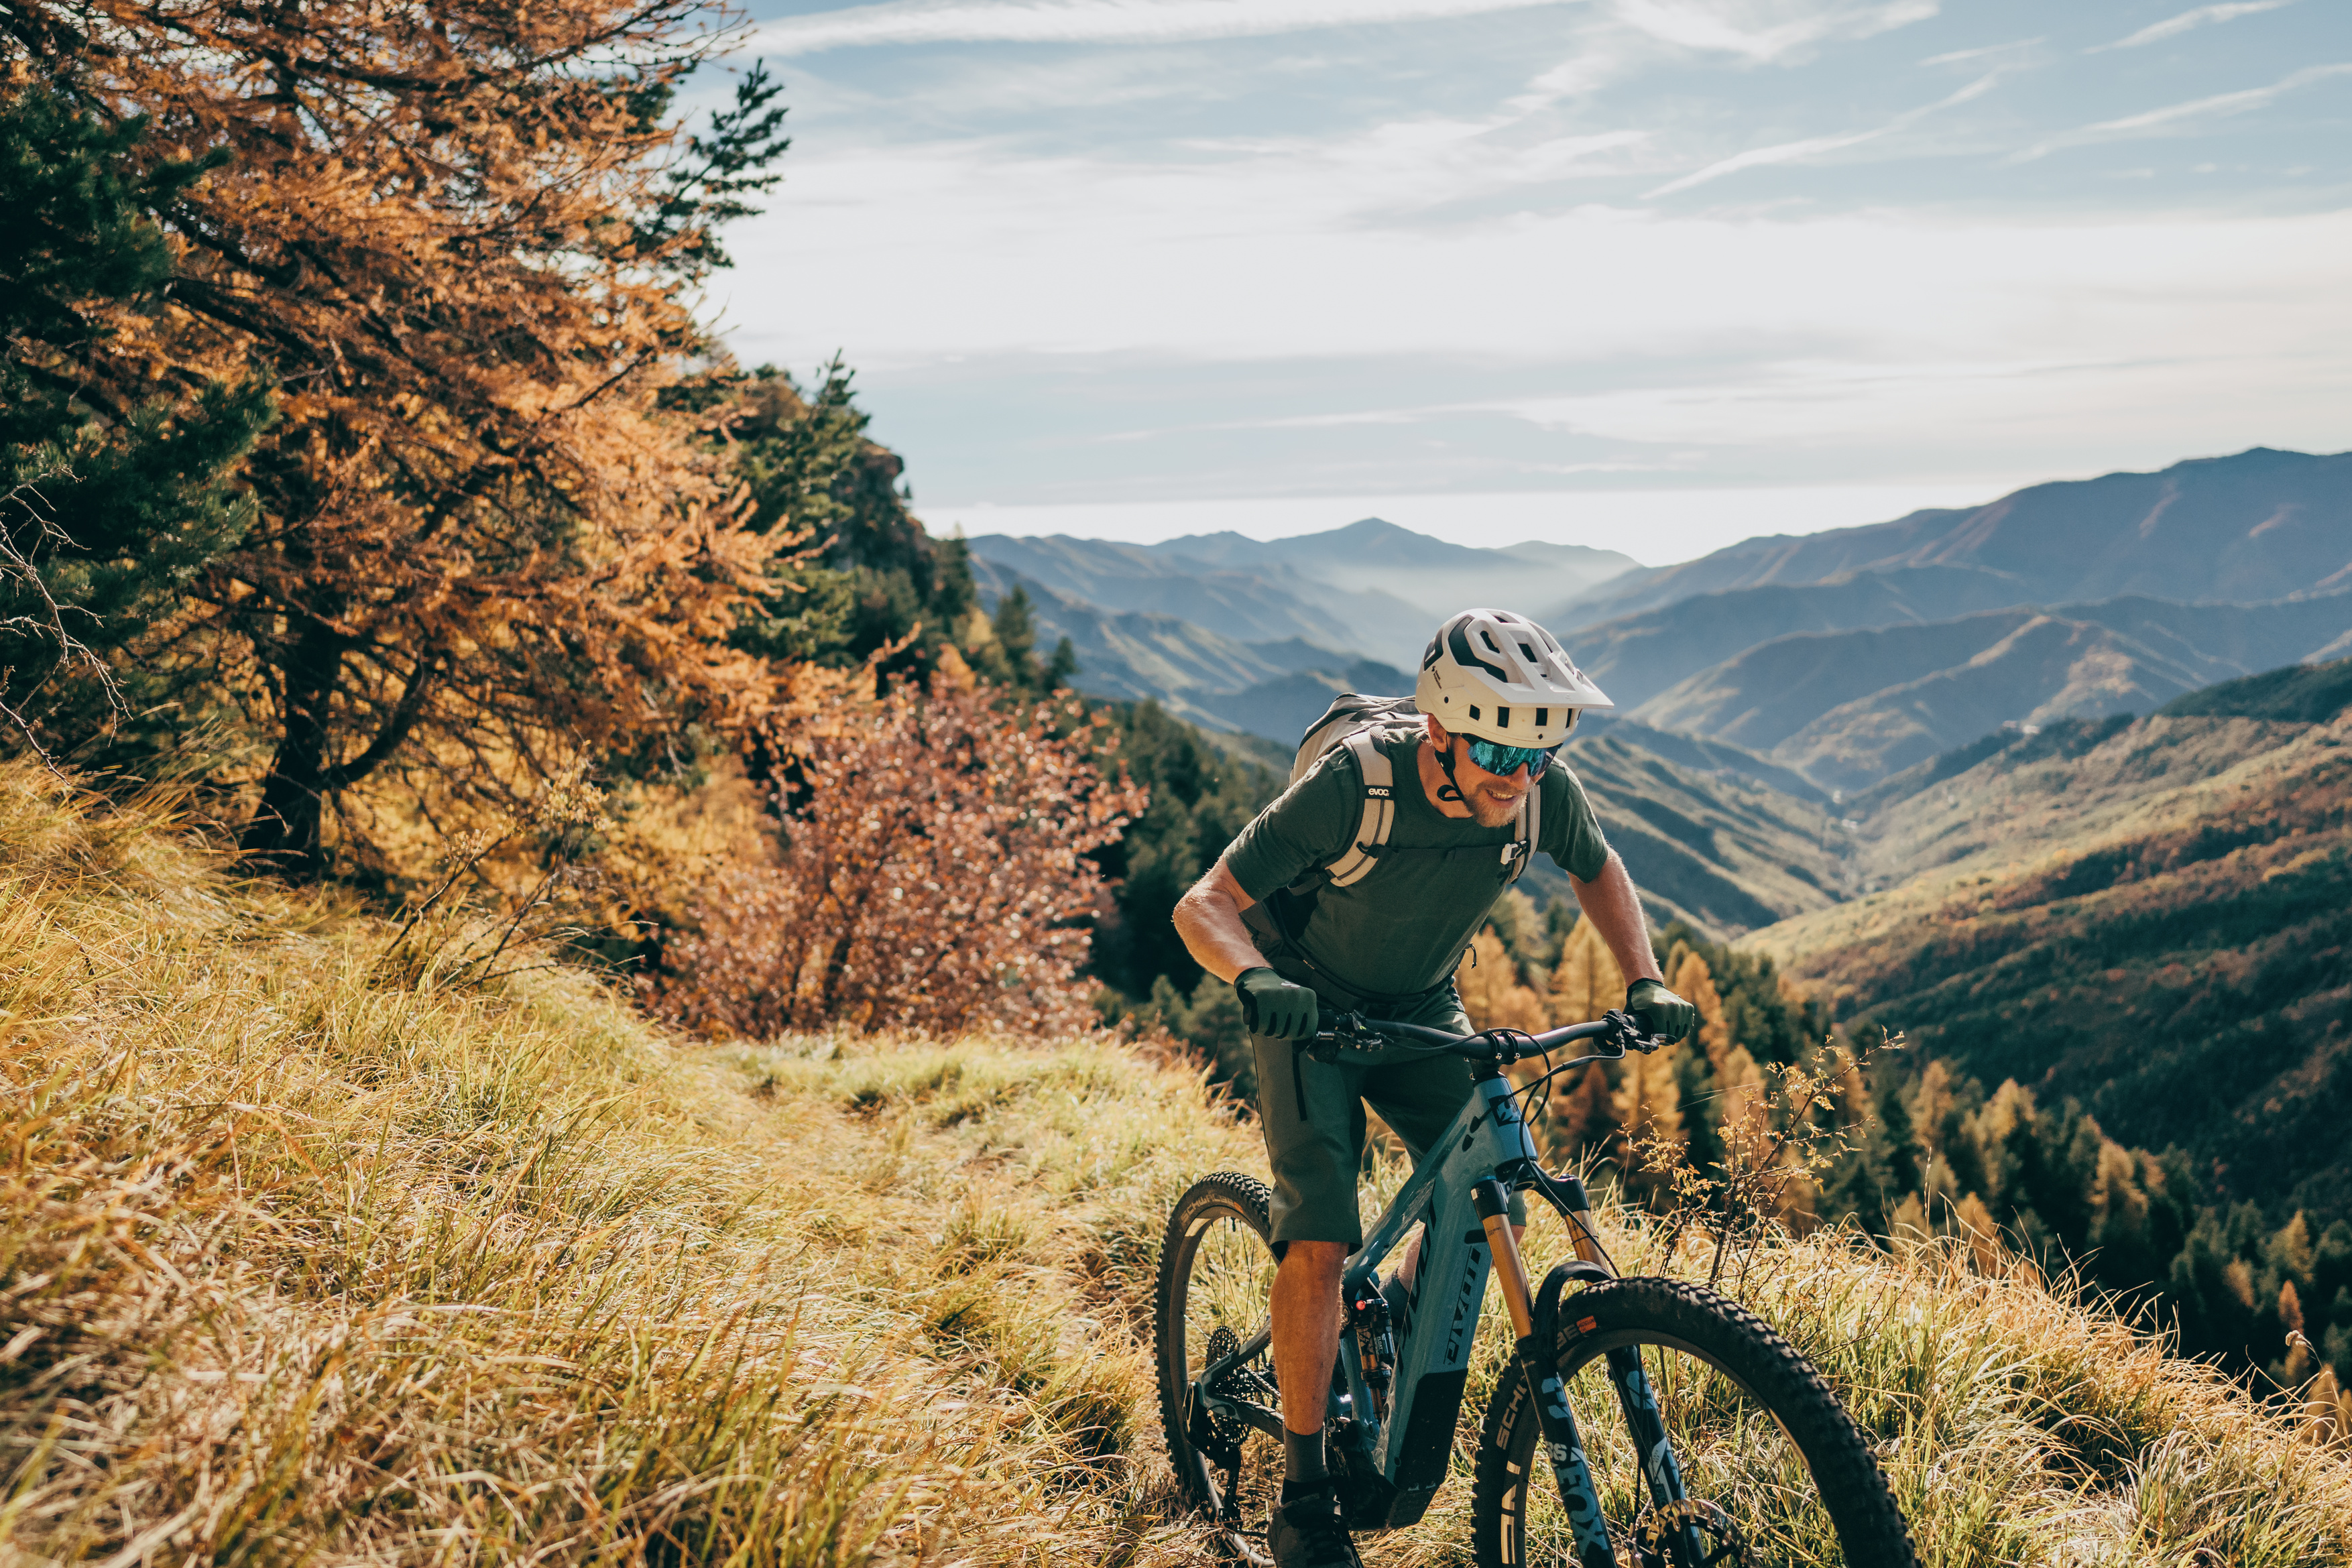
[2,762,2347,1565]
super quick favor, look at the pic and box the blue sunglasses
[1463,737,1560,778]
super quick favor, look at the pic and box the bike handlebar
[1307,1008,1667,1065]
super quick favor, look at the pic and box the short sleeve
[1539,764,1611,884]
[1222,751,1358,902]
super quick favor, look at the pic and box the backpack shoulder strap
[1322,728,1397,888]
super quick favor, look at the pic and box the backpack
[1289,694,1541,890]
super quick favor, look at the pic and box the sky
[703,0,2352,562]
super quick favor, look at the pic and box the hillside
[1749,662,2352,1221]
[1549,728,1847,938]
[1558,568,2032,710]
[1635,593,2352,793]
[965,559,1415,741]
[7,766,2348,1565]
[1557,446,2352,625]
[1149,518,1639,628]
[966,534,1425,664]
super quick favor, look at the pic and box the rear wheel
[1471,1276,1915,1567]
[1155,1173,1285,1564]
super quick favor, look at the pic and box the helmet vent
[1519,643,1536,660]
[1496,706,1510,728]
[1468,705,1480,721]
[1535,707,1548,727]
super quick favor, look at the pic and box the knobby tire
[1471,1276,1916,1567]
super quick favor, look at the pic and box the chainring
[1633,1498,1750,1568]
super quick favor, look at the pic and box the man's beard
[1465,786,1525,828]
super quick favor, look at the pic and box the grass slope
[5,766,2348,1564]
[1751,688,2352,1219]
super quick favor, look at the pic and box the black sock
[1283,1426,1327,1490]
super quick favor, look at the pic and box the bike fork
[1474,1180,1617,1568]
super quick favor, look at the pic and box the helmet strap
[1432,735,1465,802]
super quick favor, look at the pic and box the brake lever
[1307,1010,1378,1064]
[1600,1008,1671,1055]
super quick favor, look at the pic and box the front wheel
[1472,1276,1916,1567]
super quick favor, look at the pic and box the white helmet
[1414,608,1612,747]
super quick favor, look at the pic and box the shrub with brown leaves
[655,684,1148,1037]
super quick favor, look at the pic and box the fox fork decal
[1608,1347,1713,1563]
[1478,1179,1619,1567]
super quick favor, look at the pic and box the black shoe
[1269,1481,1362,1568]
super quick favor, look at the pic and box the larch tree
[1456,927,1547,1034]
[1666,944,1733,1072]
[7,0,794,872]
[1547,913,1625,1027]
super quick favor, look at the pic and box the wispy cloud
[2011,60,2352,160]
[746,0,1580,55]
[1644,70,1997,195]
[1920,36,2042,66]
[1608,0,1937,62]
[2089,0,2298,53]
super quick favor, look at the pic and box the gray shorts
[1250,983,1527,1252]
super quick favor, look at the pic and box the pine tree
[0,87,274,760]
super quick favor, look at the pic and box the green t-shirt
[1224,729,1611,1002]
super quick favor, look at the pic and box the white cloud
[2011,60,2352,160]
[2090,0,2298,53]
[1642,70,1997,195]
[1918,36,2042,66]
[746,0,1582,54]
[1606,0,1936,62]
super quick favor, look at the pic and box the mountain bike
[1153,1010,1918,1567]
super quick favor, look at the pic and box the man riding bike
[1171,607,1698,1568]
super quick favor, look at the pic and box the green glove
[1235,967,1320,1041]
[1625,978,1697,1044]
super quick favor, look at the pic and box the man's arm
[1568,849,1663,985]
[1172,860,1267,983]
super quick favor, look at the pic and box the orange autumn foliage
[11,0,793,871]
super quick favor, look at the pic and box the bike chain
[1197,1325,1253,1456]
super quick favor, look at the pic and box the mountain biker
[1171,607,1698,1568]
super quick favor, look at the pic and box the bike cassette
[1191,1326,1252,1461]
[1633,1499,1749,1568]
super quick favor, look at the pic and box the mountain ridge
[1634,591,2352,792]
[1551,446,2351,626]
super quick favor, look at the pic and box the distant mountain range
[965,447,2352,796]
[968,519,1637,670]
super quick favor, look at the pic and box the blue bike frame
[1190,1016,1698,1566]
